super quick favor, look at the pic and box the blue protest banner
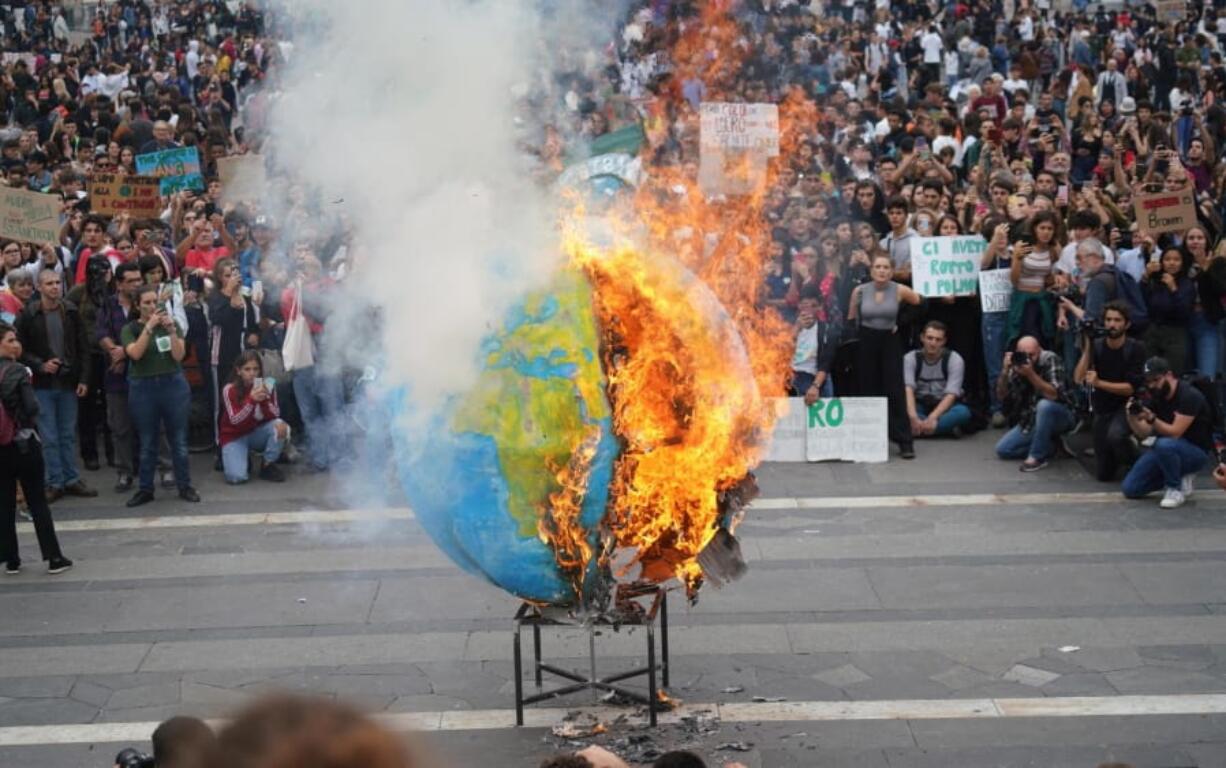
[135,146,204,194]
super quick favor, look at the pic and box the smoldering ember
[0,1,1224,768]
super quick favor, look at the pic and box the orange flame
[539,425,602,598]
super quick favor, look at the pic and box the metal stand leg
[533,623,543,689]
[660,593,670,687]
[589,625,599,704]
[513,625,524,726]
[647,624,658,727]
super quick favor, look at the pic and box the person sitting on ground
[1073,300,1146,481]
[1122,356,1213,509]
[219,350,288,484]
[904,320,972,437]
[996,335,1074,471]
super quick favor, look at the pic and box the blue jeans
[995,399,1074,462]
[1121,437,1208,498]
[916,402,973,436]
[981,311,1008,414]
[128,373,191,493]
[34,388,79,489]
[222,420,286,483]
[1188,311,1219,378]
[292,365,345,470]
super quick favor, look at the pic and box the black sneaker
[899,443,916,460]
[47,557,73,575]
[4,561,20,575]
[1020,459,1049,472]
[126,489,155,508]
[259,464,287,483]
[114,474,134,493]
[83,457,100,471]
[178,487,201,503]
[63,481,98,498]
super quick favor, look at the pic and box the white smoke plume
[265,0,566,406]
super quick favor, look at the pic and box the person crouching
[219,350,288,484]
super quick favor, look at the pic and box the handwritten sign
[700,103,781,155]
[0,187,60,244]
[909,236,985,297]
[217,155,267,205]
[1135,189,1197,235]
[88,174,162,217]
[978,268,1013,313]
[1154,0,1185,22]
[135,146,204,194]
[805,397,889,463]
[765,398,808,462]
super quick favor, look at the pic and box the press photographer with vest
[904,321,971,437]
[1073,301,1147,481]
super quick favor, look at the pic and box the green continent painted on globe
[388,265,620,603]
[451,269,612,539]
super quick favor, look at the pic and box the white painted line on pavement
[2,693,1224,745]
[27,490,1192,534]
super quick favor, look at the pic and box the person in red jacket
[219,350,288,484]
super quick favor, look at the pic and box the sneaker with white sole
[1181,474,1196,498]
[1159,488,1186,509]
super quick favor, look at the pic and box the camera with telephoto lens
[1051,282,1081,306]
[1128,386,1153,416]
[114,747,154,768]
[1079,316,1108,339]
[1011,350,1030,367]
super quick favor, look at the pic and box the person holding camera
[13,269,97,502]
[0,322,72,575]
[220,351,288,484]
[120,285,200,507]
[1073,301,1147,481]
[1121,357,1214,509]
[995,335,1074,471]
[904,321,972,438]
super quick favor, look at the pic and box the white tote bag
[281,280,315,372]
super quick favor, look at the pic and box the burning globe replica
[392,225,785,610]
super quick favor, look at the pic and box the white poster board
[764,397,889,463]
[699,102,779,196]
[978,268,1013,313]
[909,236,985,297]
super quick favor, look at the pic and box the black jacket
[13,299,92,391]
[0,360,39,426]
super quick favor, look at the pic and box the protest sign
[135,146,204,194]
[1135,189,1197,235]
[978,268,1013,313]
[764,398,808,462]
[88,174,162,218]
[557,153,644,193]
[0,187,61,244]
[804,397,889,463]
[1154,0,1185,22]
[909,236,985,297]
[1,53,37,71]
[217,155,268,204]
[699,102,778,196]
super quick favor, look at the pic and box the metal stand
[512,584,670,727]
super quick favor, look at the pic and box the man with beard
[1123,357,1214,509]
[1073,301,1146,482]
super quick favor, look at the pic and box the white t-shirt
[921,32,944,64]
[792,324,819,375]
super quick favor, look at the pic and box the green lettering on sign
[807,398,845,428]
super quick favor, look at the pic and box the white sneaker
[1160,488,1186,509]
[1181,474,1196,498]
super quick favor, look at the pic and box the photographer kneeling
[1072,301,1146,481]
[996,335,1074,472]
[1122,357,1213,509]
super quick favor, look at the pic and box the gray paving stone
[867,562,1145,610]
[0,676,74,698]
[849,650,959,681]
[930,664,994,691]
[1039,672,1120,697]
[105,681,181,710]
[320,672,433,697]
[812,664,871,688]
[0,698,99,725]
[385,693,473,711]
[1051,646,1145,673]
[1105,665,1226,694]
[1001,663,1061,687]
[1137,644,1218,669]
[67,679,112,707]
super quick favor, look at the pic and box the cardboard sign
[699,103,781,155]
[217,155,267,204]
[0,187,60,244]
[135,146,204,194]
[764,398,808,462]
[1135,189,1197,235]
[909,236,985,297]
[1154,0,1185,22]
[88,174,162,217]
[699,102,779,196]
[978,268,1013,313]
[805,397,889,463]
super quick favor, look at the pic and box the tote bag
[281,280,314,372]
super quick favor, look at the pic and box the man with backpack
[904,320,972,438]
[1073,301,1147,481]
[1059,238,1150,336]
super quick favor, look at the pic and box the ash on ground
[543,706,731,765]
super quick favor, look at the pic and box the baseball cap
[1143,357,1171,378]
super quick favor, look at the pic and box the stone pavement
[0,433,1224,767]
